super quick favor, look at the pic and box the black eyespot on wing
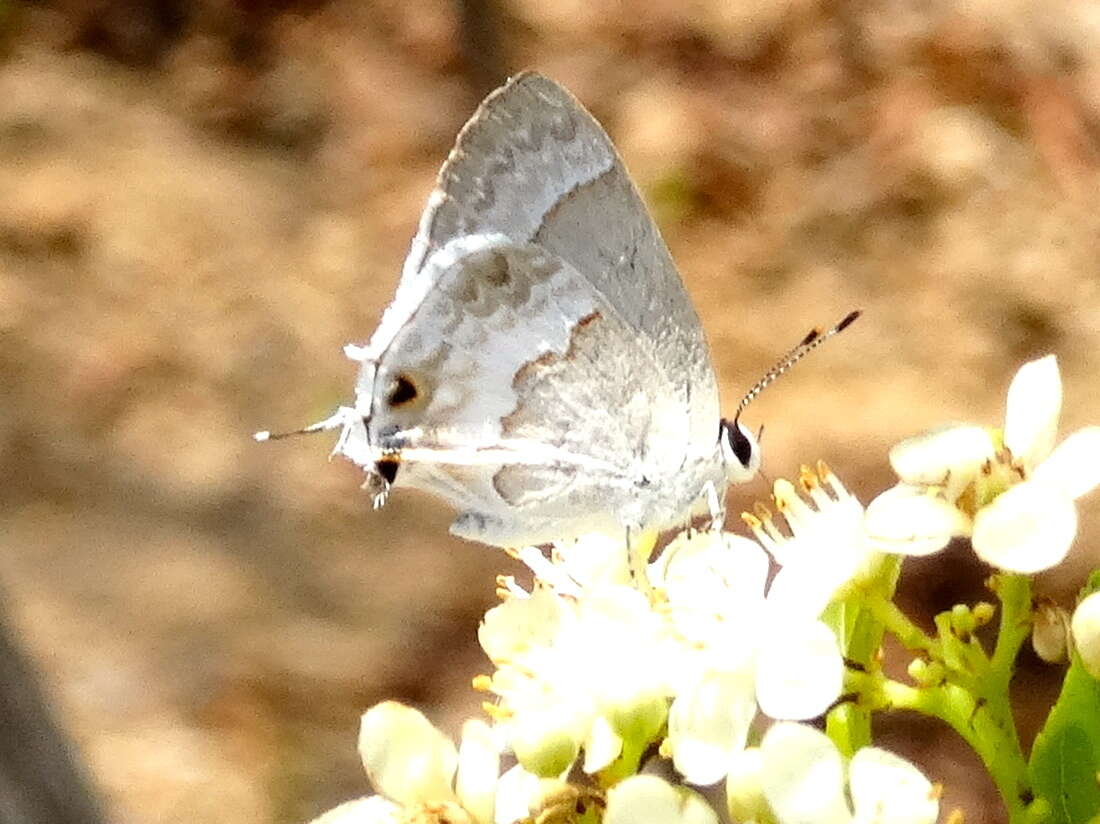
[386,374,419,407]
[376,459,399,485]
[727,422,754,467]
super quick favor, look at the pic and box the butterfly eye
[386,374,420,408]
[727,421,755,467]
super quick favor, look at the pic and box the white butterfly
[262,73,850,548]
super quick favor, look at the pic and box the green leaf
[1028,572,1100,824]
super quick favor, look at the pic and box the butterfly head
[719,417,761,483]
[717,310,862,487]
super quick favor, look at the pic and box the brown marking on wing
[452,246,557,318]
[493,310,604,506]
[508,310,602,390]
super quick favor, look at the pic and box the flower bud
[972,602,996,625]
[950,604,976,636]
[607,690,668,750]
[1031,602,1070,664]
[358,702,458,805]
[1071,591,1100,678]
[511,711,582,778]
[908,658,945,687]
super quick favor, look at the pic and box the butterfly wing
[340,74,724,544]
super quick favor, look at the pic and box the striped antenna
[733,310,861,422]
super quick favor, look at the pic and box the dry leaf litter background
[3,1,1100,821]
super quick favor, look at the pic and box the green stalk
[856,573,1035,823]
[825,555,901,756]
[865,592,940,657]
[988,575,1033,690]
[882,677,1031,823]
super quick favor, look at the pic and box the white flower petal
[864,486,966,556]
[767,532,874,623]
[888,425,994,493]
[971,481,1077,573]
[307,796,402,824]
[605,775,718,824]
[849,747,939,824]
[553,533,631,588]
[756,620,843,721]
[1032,427,1100,501]
[493,765,549,824]
[1004,355,1061,471]
[655,531,770,613]
[456,719,500,824]
[478,589,562,663]
[765,487,873,618]
[1071,591,1100,679]
[582,715,623,774]
[760,723,850,824]
[654,532,769,662]
[358,702,458,806]
[767,558,837,624]
[667,669,757,786]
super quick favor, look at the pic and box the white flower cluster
[729,722,939,824]
[307,685,941,824]
[479,524,848,788]
[306,466,941,824]
[304,355,1100,824]
[866,356,1100,573]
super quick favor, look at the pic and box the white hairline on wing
[328,407,624,476]
[390,442,623,474]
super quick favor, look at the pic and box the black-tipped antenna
[733,310,861,421]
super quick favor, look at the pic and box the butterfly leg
[702,480,726,531]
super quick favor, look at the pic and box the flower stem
[825,555,901,756]
[825,701,870,759]
[989,574,1033,687]
[881,677,1032,823]
[859,574,1035,824]
[865,591,940,657]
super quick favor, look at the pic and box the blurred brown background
[2,0,1100,821]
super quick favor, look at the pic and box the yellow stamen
[482,702,512,720]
